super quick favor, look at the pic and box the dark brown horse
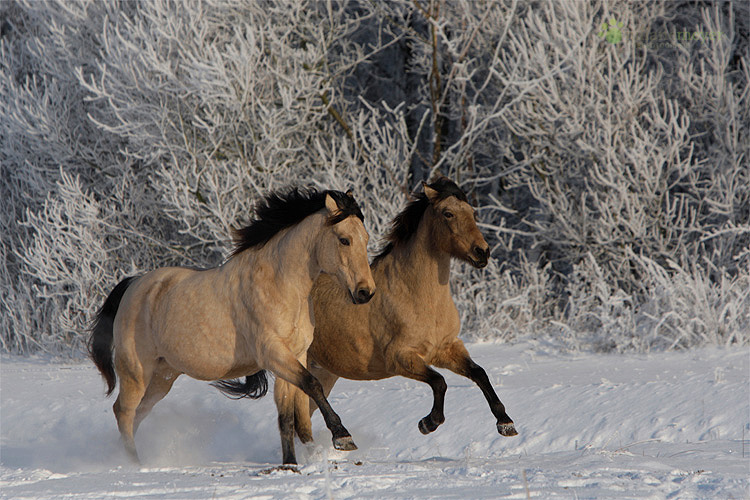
[218,177,517,464]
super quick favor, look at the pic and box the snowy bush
[1,0,747,355]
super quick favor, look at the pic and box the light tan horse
[89,188,375,464]
[279,177,517,463]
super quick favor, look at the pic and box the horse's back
[122,266,199,321]
[113,267,197,345]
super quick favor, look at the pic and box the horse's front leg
[274,352,316,465]
[292,360,339,443]
[387,348,448,434]
[274,378,299,464]
[433,340,518,436]
[266,346,357,456]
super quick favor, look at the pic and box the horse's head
[423,177,490,268]
[318,191,375,304]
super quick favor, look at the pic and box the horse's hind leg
[291,387,313,445]
[387,348,447,434]
[433,340,517,436]
[113,357,153,463]
[134,361,180,434]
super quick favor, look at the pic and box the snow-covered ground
[1,343,748,499]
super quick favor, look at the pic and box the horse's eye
[443,210,454,219]
[339,237,351,246]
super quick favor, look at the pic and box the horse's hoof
[124,446,141,465]
[418,418,430,434]
[333,435,357,451]
[497,422,518,436]
[260,465,300,475]
[418,417,439,435]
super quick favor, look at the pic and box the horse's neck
[386,219,452,298]
[230,212,325,296]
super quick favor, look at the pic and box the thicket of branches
[2,0,748,355]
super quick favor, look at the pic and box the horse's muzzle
[469,246,490,268]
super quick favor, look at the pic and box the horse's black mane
[232,187,364,256]
[373,177,468,263]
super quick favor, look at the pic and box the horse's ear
[324,193,340,215]
[345,189,354,198]
[422,182,440,203]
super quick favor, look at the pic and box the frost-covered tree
[1,0,411,353]
[1,0,747,355]
[327,0,749,349]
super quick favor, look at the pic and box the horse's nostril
[474,246,489,259]
[355,288,374,304]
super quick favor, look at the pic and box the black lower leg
[278,412,297,465]
[300,372,356,451]
[418,369,447,434]
[466,360,517,436]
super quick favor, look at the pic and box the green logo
[598,18,624,44]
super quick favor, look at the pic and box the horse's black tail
[211,371,269,399]
[88,276,136,396]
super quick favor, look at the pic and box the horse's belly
[159,337,257,381]
[153,310,259,381]
[219,362,264,380]
[309,337,390,380]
